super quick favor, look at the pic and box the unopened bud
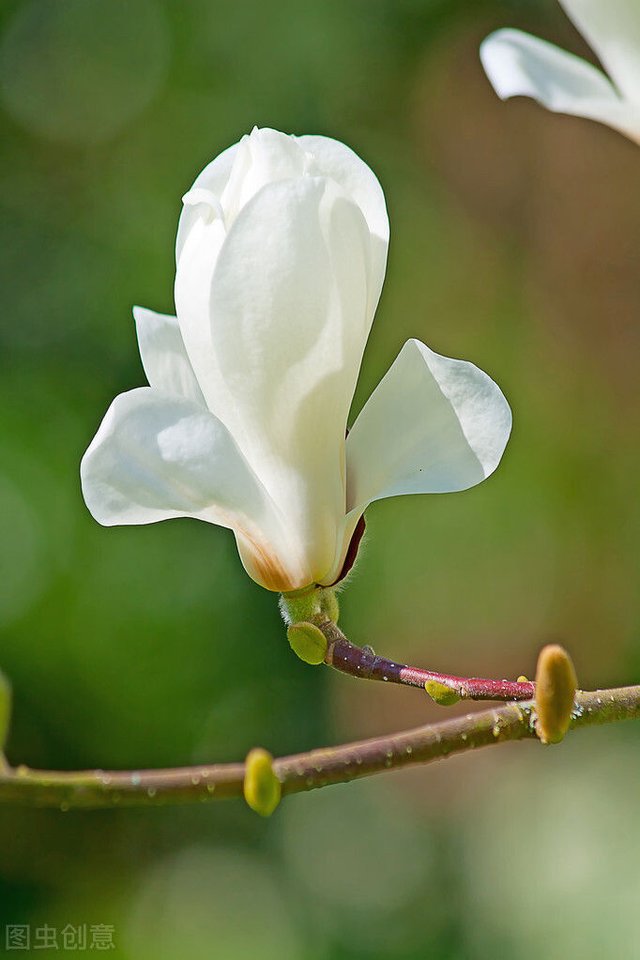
[243,748,281,817]
[535,644,577,744]
[287,621,328,665]
[425,679,460,706]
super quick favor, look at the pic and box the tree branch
[0,685,637,810]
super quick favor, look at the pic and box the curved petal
[174,209,227,409]
[80,386,273,531]
[81,389,312,590]
[175,142,238,262]
[205,176,373,583]
[175,131,316,409]
[345,339,512,514]
[133,306,205,406]
[297,134,389,313]
[176,129,311,263]
[220,127,312,225]
[560,0,640,101]
[480,29,640,140]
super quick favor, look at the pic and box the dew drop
[147,787,157,798]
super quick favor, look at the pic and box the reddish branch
[319,619,536,701]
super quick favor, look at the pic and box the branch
[0,685,637,810]
[318,619,536,702]
[282,591,536,703]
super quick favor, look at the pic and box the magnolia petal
[561,0,640,101]
[176,129,310,262]
[345,339,512,513]
[298,134,389,313]
[174,209,227,411]
[80,386,275,535]
[206,175,372,583]
[175,142,238,262]
[220,127,312,225]
[133,306,206,406]
[480,29,640,139]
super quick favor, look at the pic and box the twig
[318,619,536,701]
[0,685,637,809]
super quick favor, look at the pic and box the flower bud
[243,748,281,817]
[535,644,577,744]
[425,679,460,706]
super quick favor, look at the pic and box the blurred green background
[1,0,639,956]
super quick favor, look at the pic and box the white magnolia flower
[481,1,640,144]
[81,127,512,593]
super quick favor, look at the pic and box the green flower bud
[287,621,328,666]
[535,644,577,744]
[243,748,281,817]
[425,679,460,706]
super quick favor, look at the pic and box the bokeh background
[1,0,639,956]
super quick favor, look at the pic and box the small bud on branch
[535,644,578,744]
[243,748,281,816]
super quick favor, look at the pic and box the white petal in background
[480,28,640,142]
[559,0,640,99]
[345,339,512,515]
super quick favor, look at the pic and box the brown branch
[0,685,637,810]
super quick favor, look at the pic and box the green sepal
[287,621,328,666]
[279,586,339,625]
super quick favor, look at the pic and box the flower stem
[317,618,536,701]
